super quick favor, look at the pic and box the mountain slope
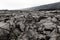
[24,2,60,11]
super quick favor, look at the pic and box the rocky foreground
[0,10,60,40]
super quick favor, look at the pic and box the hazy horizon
[0,0,60,10]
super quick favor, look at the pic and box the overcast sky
[0,0,60,10]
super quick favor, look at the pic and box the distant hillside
[23,2,60,11]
